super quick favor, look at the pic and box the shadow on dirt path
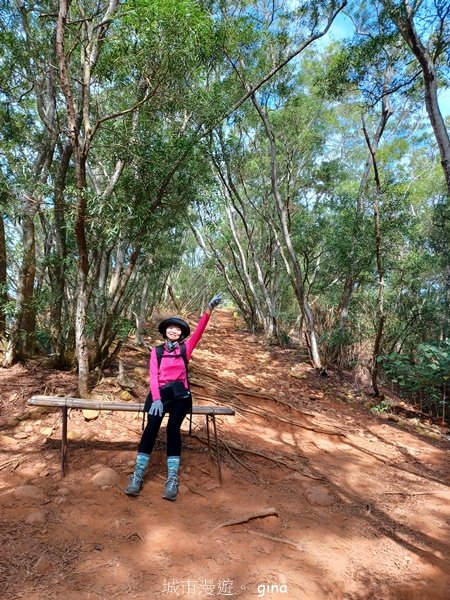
[1,309,449,600]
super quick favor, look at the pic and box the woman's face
[165,325,182,341]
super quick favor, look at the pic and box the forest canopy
[0,0,449,417]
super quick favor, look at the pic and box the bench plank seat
[28,395,235,415]
[27,395,235,482]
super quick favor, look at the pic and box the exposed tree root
[0,455,25,472]
[190,363,347,436]
[380,490,450,496]
[231,401,347,437]
[241,529,304,552]
[192,391,346,437]
[212,507,279,530]
[192,432,323,481]
[219,437,258,473]
[191,367,320,421]
[233,388,318,417]
[185,484,209,498]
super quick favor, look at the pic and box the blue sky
[318,11,450,118]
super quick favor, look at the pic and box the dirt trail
[1,309,449,600]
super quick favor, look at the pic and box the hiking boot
[124,467,146,497]
[162,476,178,501]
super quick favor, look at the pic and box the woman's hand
[149,399,163,417]
[208,294,222,310]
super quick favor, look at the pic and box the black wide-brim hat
[158,317,190,340]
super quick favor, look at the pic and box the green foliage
[370,399,390,414]
[0,0,449,394]
[381,342,450,417]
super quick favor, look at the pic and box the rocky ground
[1,309,449,600]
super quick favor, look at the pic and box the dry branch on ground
[212,507,279,530]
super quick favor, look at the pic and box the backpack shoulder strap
[179,343,191,390]
[155,344,165,368]
[179,342,188,370]
[179,343,192,426]
[155,343,188,369]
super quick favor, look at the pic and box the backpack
[141,342,191,429]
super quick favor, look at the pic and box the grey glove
[208,294,222,309]
[149,399,163,417]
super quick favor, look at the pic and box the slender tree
[379,0,450,195]
[0,210,7,337]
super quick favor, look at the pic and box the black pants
[138,397,192,457]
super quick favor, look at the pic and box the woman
[125,294,222,500]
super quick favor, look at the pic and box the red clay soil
[1,309,449,600]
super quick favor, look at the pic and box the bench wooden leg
[205,414,211,449]
[205,415,222,484]
[61,406,68,478]
[191,414,222,483]
[211,414,222,484]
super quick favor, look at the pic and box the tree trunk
[134,277,149,345]
[190,222,253,326]
[382,0,450,194]
[331,85,393,366]
[109,242,126,297]
[3,199,37,365]
[56,0,119,394]
[0,212,7,337]
[362,119,386,397]
[74,158,90,397]
[92,247,140,367]
[224,201,266,330]
[402,31,450,193]
[51,142,72,364]
[20,208,37,355]
[251,94,322,368]
[213,140,280,339]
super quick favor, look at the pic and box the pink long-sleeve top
[149,312,210,402]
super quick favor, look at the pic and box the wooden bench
[27,396,235,483]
